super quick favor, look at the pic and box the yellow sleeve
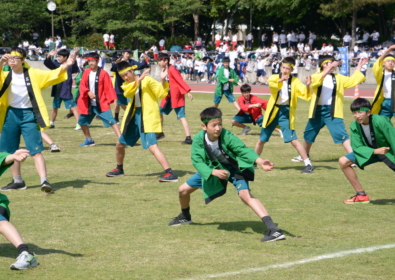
[342,71,366,89]
[294,78,311,101]
[162,81,170,92]
[268,75,281,91]
[147,77,168,99]
[33,67,68,89]
[121,81,138,99]
[310,72,324,89]
[372,59,383,84]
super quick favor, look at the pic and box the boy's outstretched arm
[255,158,274,171]
[2,150,30,166]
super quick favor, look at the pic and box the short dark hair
[200,107,222,123]
[57,49,70,58]
[117,61,133,73]
[240,84,251,93]
[318,55,335,70]
[350,98,371,112]
[158,53,169,61]
[12,47,26,58]
[222,57,230,63]
[384,54,395,60]
[87,52,100,60]
[282,56,296,67]
[122,47,132,54]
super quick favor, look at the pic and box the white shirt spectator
[280,34,286,44]
[273,33,279,43]
[286,33,292,42]
[299,33,305,42]
[343,34,352,43]
[103,33,109,42]
[304,45,310,52]
[23,41,29,48]
[159,39,165,47]
[247,34,253,41]
[32,32,39,40]
[297,43,304,52]
[44,39,50,47]
[354,45,359,52]
[271,44,278,53]
[257,59,265,70]
[223,35,230,42]
[150,45,158,54]
[327,45,334,52]
[109,34,115,43]
[215,34,221,41]
[362,32,370,42]
[236,45,244,53]
[371,32,380,41]
[232,34,237,42]
[261,34,266,41]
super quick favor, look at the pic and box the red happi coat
[238,95,268,122]
[78,68,116,115]
[160,65,191,109]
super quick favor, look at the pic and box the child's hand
[256,158,274,171]
[228,78,235,82]
[188,92,193,101]
[305,75,311,86]
[88,91,95,99]
[160,68,168,80]
[374,147,390,155]
[279,75,289,82]
[13,149,30,162]
[212,169,229,179]
[139,68,150,81]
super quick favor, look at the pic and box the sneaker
[10,252,39,270]
[351,164,357,168]
[74,124,81,131]
[156,132,165,140]
[159,173,178,182]
[301,164,314,173]
[168,213,192,226]
[41,181,52,193]
[239,126,251,135]
[261,229,286,242]
[49,143,61,152]
[79,139,95,147]
[49,123,55,129]
[181,138,192,145]
[344,194,370,204]
[291,155,303,162]
[1,180,27,191]
[106,168,125,177]
[279,130,284,138]
[64,113,74,119]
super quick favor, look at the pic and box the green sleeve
[0,153,12,176]
[191,131,215,181]
[378,116,395,152]
[223,130,258,167]
[350,122,374,166]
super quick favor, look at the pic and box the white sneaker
[239,126,251,135]
[10,251,39,270]
[279,130,283,138]
[291,155,303,162]
[49,143,61,152]
[74,125,81,130]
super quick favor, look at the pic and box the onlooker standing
[215,32,222,48]
[343,32,352,47]
[298,32,305,43]
[109,33,115,50]
[261,33,267,47]
[362,30,370,46]
[103,32,110,50]
[150,45,159,60]
[246,32,254,50]
[159,38,165,51]
[371,30,380,46]
[232,33,238,50]
[272,31,279,47]
[32,32,39,45]
[22,40,29,51]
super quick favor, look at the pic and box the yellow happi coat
[308,71,365,119]
[263,74,311,130]
[0,67,67,131]
[120,76,168,133]
[371,59,394,114]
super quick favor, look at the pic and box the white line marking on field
[178,243,395,280]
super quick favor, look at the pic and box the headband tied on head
[118,65,138,74]
[202,117,222,124]
[383,56,395,62]
[86,57,99,61]
[282,62,294,68]
[352,107,370,112]
[10,51,30,69]
[320,59,333,67]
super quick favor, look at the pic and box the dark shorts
[213,89,235,104]
[379,98,395,119]
[52,96,77,109]
[260,105,297,143]
[257,69,266,77]
[78,106,117,127]
[160,102,186,120]
[0,107,43,155]
[186,165,249,192]
[232,115,263,127]
[247,40,253,48]
[117,94,130,106]
[303,105,349,144]
[118,107,157,149]
[345,152,381,166]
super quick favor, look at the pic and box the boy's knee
[178,183,193,196]
[116,141,126,149]
[339,156,353,168]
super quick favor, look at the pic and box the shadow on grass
[370,199,395,205]
[0,243,83,259]
[192,221,297,237]
[277,165,336,171]
[129,170,195,177]
[28,179,116,193]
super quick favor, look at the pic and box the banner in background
[338,46,349,76]
[133,49,138,61]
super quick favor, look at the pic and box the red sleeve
[169,66,191,95]
[251,95,268,111]
[238,96,249,112]
[79,69,91,95]
[102,71,116,104]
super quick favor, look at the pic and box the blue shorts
[214,89,235,104]
[160,102,186,120]
[52,97,77,109]
[232,115,263,127]
[117,94,130,106]
[78,106,117,127]
[0,213,8,221]
[303,105,349,144]
[259,105,297,143]
[345,152,381,166]
[118,107,157,149]
[0,107,43,155]
[379,98,395,119]
[186,165,249,193]
[257,69,266,77]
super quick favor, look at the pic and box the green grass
[0,90,394,279]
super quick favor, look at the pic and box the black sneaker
[40,181,52,193]
[156,132,165,140]
[181,138,192,145]
[261,229,285,242]
[1,180,27,191]
[106,168,125,177]
[64,113,74,119]
[158,173,178,182]
[49,124,55,129]
[168,213,192,226]
[301,164,314,174]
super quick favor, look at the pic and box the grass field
[0,89,394,279]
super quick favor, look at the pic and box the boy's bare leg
[148,144,170,170]
[232,101,240,111]
[339,156,364,192]
[115,141,126,165]
[342,139,353,153]
[290,139,309,160]
[231,120,246,128]
[179,117,191,137]
[111,123,121,138]
[70,106,80,123]
[214,103,219,108]
[41,132,53,145]
[238,189,269,217]
[32,153,47,178]
[50,108,58,123]
[178,183,198,209]
[303,140,313,155]
[0,221,24,247]
[81,125,92,139]
[254,139,266,156]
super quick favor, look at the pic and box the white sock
[304,158,311,166]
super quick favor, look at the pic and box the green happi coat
[214,67,239,97]
[191,129,259,204]
[350,114,395,169]
[0,153,12,219]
